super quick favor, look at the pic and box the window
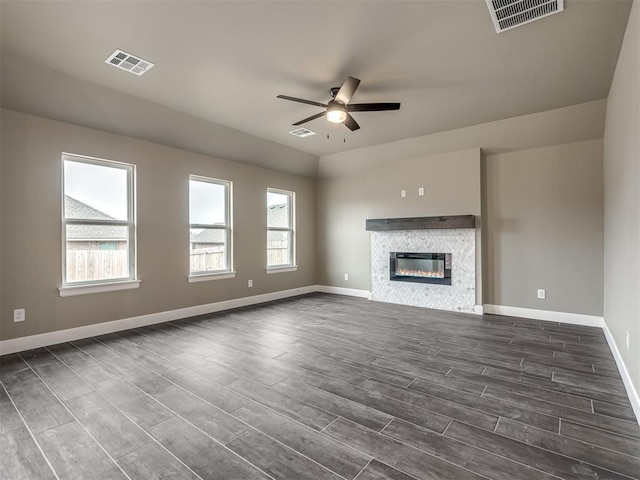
[267,188,295,270]
[62,154,136,291]
[189,176,232,278]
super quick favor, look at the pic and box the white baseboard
[316,285,373,300]
[473,305,484,315]
[4,291,637,425]
[0,285,317,355]
[484,304,638,425]
[602,320,640,425]
[483,304,604,328]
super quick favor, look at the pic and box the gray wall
[1,99,610,344]
[484,140,604,315]
[318,99,607,179]
[317,149,481,291]
[0,109,316,341]
[603,0,639,396]
[317,104,606,319]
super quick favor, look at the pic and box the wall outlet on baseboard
[626,331,630,350]
[344,273,349,281]
[248,279,253,288]
[14,308,25,322]
[537,289,546,299]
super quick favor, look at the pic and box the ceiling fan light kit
[326,105,347,124]
[277,76,400,132]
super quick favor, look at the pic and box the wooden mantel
[366,215,475,231]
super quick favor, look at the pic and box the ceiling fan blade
[335,76,361,105]
[348,102,401,112]
[277,95,327,108]
[344,113,360,131]
[292,111,326,126]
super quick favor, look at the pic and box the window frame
[266,187,296,272]
[188,175,234,280]
[60,153,137,294]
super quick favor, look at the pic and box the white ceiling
[0,0,632,159]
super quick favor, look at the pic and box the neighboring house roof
[191,228,225,245]
[190,204,287,245]
[65,195,115,220]
[65,195,127,241]
[64,197,287,243]
[66,224,127,241]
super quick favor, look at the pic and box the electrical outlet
[418,187,425,196]
[344,273,349,281]
[537,289,546,299]
[401,189,406,198]
[626,331,630,351]
[248,279,253,288]
[14,308,25,322]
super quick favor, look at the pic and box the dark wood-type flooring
[1,293,639,479]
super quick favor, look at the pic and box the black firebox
[389,252,452,285]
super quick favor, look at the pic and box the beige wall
[317,103,607,319]
[0,98,613,351]
[318,100,607,179]
[317,149,481,291]
[603,0,639,395]
[0,109,316,341]
[484,140,604,315]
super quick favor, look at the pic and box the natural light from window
[267,189,294,268]
[189,176,232,275]
[62,154,135,285]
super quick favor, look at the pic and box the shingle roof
[66,224,127,241]
[64,195,115,220]
[65,196,127,241]
[191,229,225,244]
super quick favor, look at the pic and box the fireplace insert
[389,252,452,285]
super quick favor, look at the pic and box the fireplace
[369,218,475,311]
[389,252,452,285]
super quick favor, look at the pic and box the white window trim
[59,279,141,297]
[61,153,137,291]
[188,271,237,283]
[189,175,233,277]
[266,266,298,274]
[267,187,296,270]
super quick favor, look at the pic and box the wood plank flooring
[1,293,639,480]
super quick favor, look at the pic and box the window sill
[188,271,236,283]
[59,280,141,297]
[266,265,298,274]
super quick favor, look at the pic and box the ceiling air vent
[105,49,154,76]
[486,0,564,33]
[289,128,316,138]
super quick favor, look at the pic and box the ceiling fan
[277,76,400,131]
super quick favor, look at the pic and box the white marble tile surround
[371,229,476,312]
